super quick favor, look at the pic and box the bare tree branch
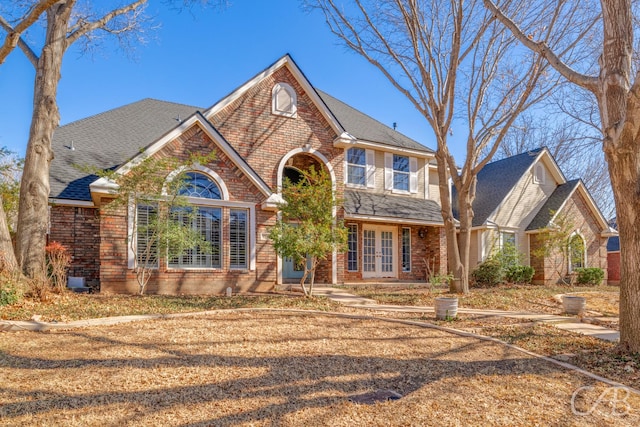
[0,0,57,66]
[65,0,148,47]
[483,0,599,92]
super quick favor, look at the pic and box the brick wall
[342,222,445,283]
[608,252,620,284]
[49,206,100,289]
[530,189,608,285]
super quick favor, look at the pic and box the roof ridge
[483,147,545,168]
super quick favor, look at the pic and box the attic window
[272,83,297,117]
[533,163,545,185]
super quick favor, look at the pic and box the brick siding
[48,206,101,289]
[530,190,608,285]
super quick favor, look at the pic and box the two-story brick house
[49,55,614,294]
[49,55,447,294]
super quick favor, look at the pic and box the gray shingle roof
[607,236,620,252]
[50,99,202,201]
[51,90,434,202]
[453,148,544,226]
[316,90,434,153]
[526,179,580,231]
[344,190,443,223]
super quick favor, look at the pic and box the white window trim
[229,208,250,270]
[132,202,160,270]
[385,153,417,194]
[345,147,367,188]
[271,82,297,118]
[568,231,586,273]
[500,231,517,249]
[127,174,257,271]
[164,165,229,200]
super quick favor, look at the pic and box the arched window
[272,83,297,117]
[569,233,585,272]
[178,172,221,199]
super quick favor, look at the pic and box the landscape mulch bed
[2,310,639,426]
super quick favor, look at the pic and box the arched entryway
[276,148,337,285]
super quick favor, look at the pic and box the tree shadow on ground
[0,312,616,425]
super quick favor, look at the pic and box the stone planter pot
[562,295,586,315]
[435,297,458,320]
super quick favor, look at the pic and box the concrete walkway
[313,286,620,342]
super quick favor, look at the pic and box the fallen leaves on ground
[1,311,638,426]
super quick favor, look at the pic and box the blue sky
[0,1,457,159]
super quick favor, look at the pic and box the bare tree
[484,0,640,351]
[312,0,567,293]
[1,0,149,280]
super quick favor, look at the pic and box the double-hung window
[385,153,417,193]
[346,147,375,188]
[393,154,410,191]
[346,148,366,186]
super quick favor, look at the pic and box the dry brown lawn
[349,284,620,316]
[1,310,639,426]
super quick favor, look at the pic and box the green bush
[0,284,20,306]
[575,267,604,286]
[471,259,503,287]
[505,265,535,284]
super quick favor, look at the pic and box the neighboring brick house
[607,236,620,285]
[455,148,616,285]
[49,55,447,294]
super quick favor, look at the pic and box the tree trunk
[0,196,19,272]
[435,148,468,294]
[599,0,640,352]
[16,3,71,279]
[456,185,474,294]
[605,146,640,352]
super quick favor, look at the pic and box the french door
[362,225,397,278]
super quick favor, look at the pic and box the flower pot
[435,297,458,320]
[562,295,586,315]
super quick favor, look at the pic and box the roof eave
[333,136,436,158]
[344,212,444,226]
[88,112,273,201]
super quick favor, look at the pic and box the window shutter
[409,157,418,193]
[424,163,430,199]
[366,149,375,188]
[384,152,393,190]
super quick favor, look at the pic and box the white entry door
[362,226,397,278]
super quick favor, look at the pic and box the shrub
[505,265,535,284]
[0,271,23,306]
[46,241,71,293]
[0,284,20,306]
[471,259,503,287]
[575,267,604,286]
